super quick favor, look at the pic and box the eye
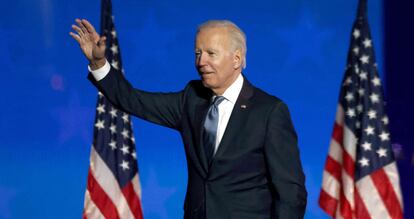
[207,51,215,56]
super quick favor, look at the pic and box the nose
[196,52,208,67]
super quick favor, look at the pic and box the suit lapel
[191,85,213,174]
[194,101,210,173]
[211,78,254,166]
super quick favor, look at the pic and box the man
[70,18,307,218]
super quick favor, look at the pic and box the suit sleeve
[88,67,186,130]
[264,101,307,219]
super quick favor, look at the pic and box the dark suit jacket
[88,67,307,219]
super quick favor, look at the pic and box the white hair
[197,20,247,69]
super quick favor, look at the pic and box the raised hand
[70,18,107,69]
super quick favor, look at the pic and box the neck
[212,72,241,96]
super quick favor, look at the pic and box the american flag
[318,0,404,218]
[82,0,143,218]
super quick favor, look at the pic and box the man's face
[195,27,241,95]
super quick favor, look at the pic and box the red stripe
[340,187,353,219]
[82,212,87,219]
[331,122,355,179]
[121,181,144,219]
[325,156,342,181]
[319,189,338,217]
[87,169,121,219]
[354,188,371,219]
[332,122,343,145]
[342,150,355,179]
[371,168,403,219]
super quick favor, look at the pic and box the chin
[201,79,216,90]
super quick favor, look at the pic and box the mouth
[200,72,214,79]
[199,71,214,75]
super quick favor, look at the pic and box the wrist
[89,58,106,70]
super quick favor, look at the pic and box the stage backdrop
[0,0,395,218]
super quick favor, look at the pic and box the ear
[233,49,242,69]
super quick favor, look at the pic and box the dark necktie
[203,96,225,164]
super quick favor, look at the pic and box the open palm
[70,18,106,66]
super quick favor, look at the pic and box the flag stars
[361,142,372,151]
[110,108,118,118]
[97,104,105,114]
[356,104,363,113]
[95,120,105,130]
[372,76,381,86]
[358,88,365,96]
[344,76,353,86]
[376,148,387,157]
[345,92,354,102]
[111,44,118,54]
[120,144,129,155]
[346,108,356,118]
[364,125,375,136]
[121,129,129,139]
[367,109,377,119]
[131,151,137,159]
[131,136,135,143]
[360,55,370,64]
[109,140,117,150]
[370,93,380,104]
[359,71,367,80]
[122,114,129,123]
[110,124,117,134]
[382,116,389,125]
[353,29,361,39]
[379,131,390,141]
[355,121,361,129]
[363,38,372,48]
[120,160,129,171]
[354,64,360,74]
[111,60,119,70]
[353,47,360,55]
[111,29,117,38]
[359,157,369,167]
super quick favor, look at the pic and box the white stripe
[90,147,135,219]
[356,175,391,219]
[341,169,355,210]
[132,174,142,199]
[328,139,343,163]
[132,173,144,212]
[84,190,105,219]
[341,125,358,211]
[343,126,357,161]
[322,170,340,200]
[336,105,345,125]
[383,162,404,209]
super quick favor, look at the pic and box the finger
[71,25,84,36]
[76,19,89,35]
[69,32,81,43]
[82,19,97,34]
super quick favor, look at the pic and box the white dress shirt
[89,60,244,155]
[211,74,243,154]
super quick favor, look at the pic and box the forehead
[195,27,230,47]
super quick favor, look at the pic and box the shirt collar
[214,73,244,104]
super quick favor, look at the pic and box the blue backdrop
[3,0,408,219]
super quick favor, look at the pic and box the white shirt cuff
[88,60,110,81]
